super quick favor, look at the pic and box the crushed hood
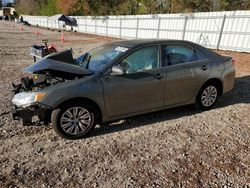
[25,50,93,76]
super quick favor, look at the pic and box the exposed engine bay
[12,72,71,94]
[12,49,93,94]
[11,46,93,125]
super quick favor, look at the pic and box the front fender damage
[12,49,91,125]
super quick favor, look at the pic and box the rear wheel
[51,102,97,139]
[196,84,219,110]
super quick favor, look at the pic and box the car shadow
[216,75,250,107]
[89,75,250,138]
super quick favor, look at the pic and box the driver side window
[119,46,160,74]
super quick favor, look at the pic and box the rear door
[162,43,211,106]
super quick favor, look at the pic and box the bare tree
[15,0,46,15]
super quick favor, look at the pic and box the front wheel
[51,102,97,139]
[196,84,219,111]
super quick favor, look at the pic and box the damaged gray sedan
[12,40,235,139]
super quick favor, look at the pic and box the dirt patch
[0,21,250,187]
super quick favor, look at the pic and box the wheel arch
[195,78,223,110]
[200,78,223,96]
[55,97,103,123]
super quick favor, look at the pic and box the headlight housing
[12,92,46,108]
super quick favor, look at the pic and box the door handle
[201,65,208,71]
[154,73,163,80]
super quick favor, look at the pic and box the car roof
[110,39,223,62]
[111,39,195,48]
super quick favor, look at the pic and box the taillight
[232,59,236,65]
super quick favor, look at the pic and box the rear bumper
[223,69,236,94]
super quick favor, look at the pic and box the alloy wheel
[201,86,218,107]
[60,107,92,135]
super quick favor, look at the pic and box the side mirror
[110,66,126,76]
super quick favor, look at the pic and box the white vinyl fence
[23,11,250,52]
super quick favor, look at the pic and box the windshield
[77,44,129,71]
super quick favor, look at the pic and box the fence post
[182,16,188,40]
[217,15,226,50]
[77,18,80,32]
[119,18,122,39]
[157,17,162,38]
[85,17,87,32]
[136,17,139,38]
[95,18,97,35]
[106,18,108,36]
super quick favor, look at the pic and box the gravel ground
[0,21,249,188]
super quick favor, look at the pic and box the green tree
[15,0,47,15]
[220,0,250,10]
[13,0,250,16]
[40,0,58,16]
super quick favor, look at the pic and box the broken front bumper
[12,104,51,125]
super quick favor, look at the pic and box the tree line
[15,0,250,16]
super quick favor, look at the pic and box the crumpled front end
[11,49,92,125]
[12,103,51,125]
[11,90,52,125]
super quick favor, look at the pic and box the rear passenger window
[164,44,205,66]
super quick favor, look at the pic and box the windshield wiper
[85,55,92,69]
[78,53,89,66]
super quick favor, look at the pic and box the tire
[51,101,97,139]
[196,83,219,111]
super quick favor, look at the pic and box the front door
[102,46,165,117]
